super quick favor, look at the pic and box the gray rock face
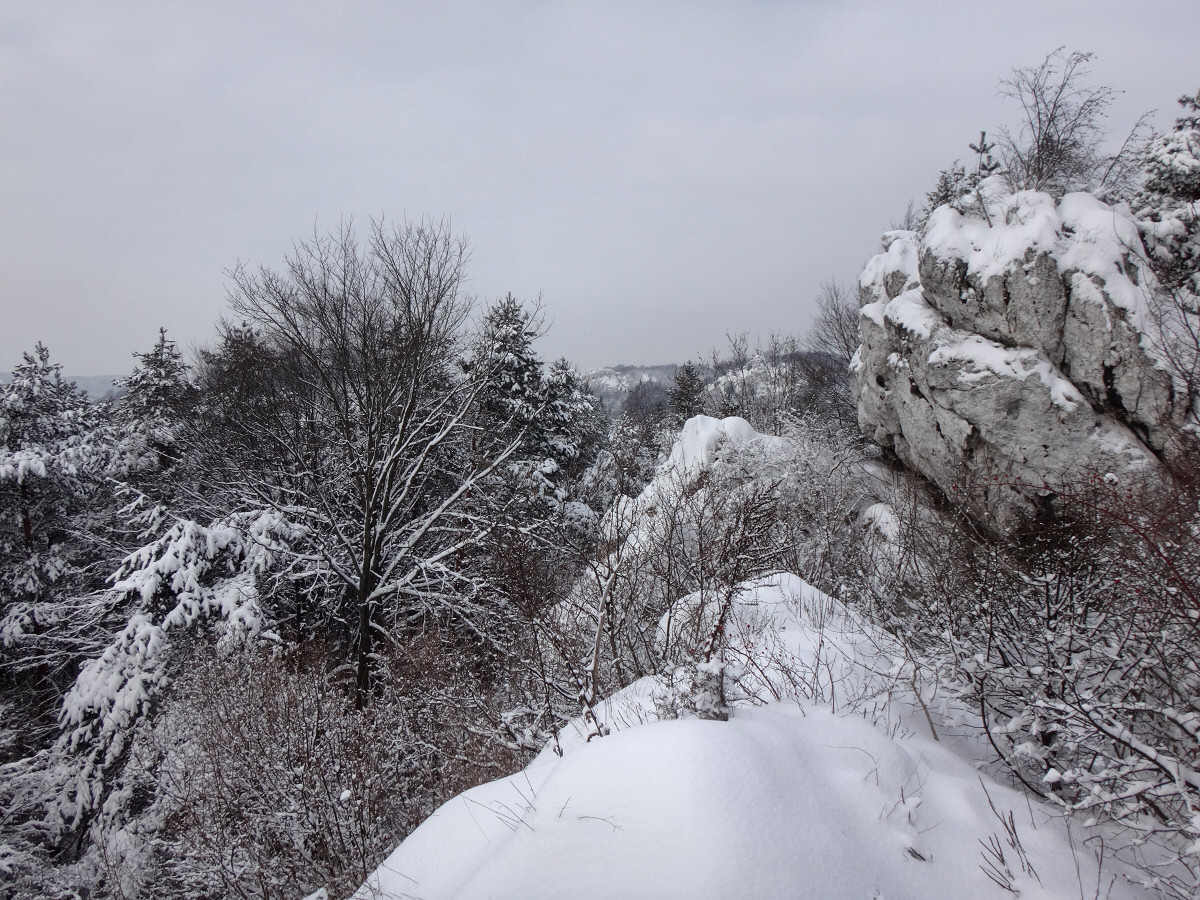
[919,249,1069,366]
[851,187,1182,531]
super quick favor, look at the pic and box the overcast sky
[2,1,1197,377]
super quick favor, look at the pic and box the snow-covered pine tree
[0,345,139,867]
[924,161,967,219]
[667,361,707,425]
[539,357,604,485]
[0,345,114,713]
[1137,89,1200,295]
[116,329,194,424]
[1135,89,1200,434]
[466,297,603,499]
[469,293,545,434]
[112,328,197,479]
[923,132,1004,226]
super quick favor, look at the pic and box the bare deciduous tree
[215,219,525,704]
[998,48,1149,199]
[804,279,861,367]
[796,279,862,429]
[889,199,922,232]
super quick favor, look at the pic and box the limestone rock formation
[851,182,1186,531]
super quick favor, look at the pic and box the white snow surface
[882,288,944,340]
[357,575,1142,900]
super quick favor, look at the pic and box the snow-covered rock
[609,414,783,545]
[664,414,779,473]
[852,184,1183,530]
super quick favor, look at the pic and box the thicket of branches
[997,48,1149,198]
[925,48,1154,226]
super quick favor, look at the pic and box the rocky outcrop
[851,184,1184,531]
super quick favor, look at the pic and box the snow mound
[665,414,778,472]
[364,704,1127,900]
[357,576,1140,900]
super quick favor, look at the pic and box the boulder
[851,184,1182,531]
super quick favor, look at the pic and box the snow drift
[356,575,1140,900]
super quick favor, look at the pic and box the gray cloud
[2,1,1197,375]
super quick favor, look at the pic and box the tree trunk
[355,593,372,709]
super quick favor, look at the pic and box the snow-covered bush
[997,48,1149,200]
[537,413,901,735]
[652,659,729,721]
[88,636,528,900]
[12,507,299,872]
[878,471,1200,899]
[706,333,808,436]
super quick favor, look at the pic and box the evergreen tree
[1136,89,1200,295]
[540,357,605,482]
[924,161,967,217]
[0,345,100,586]
[924,133,1004,225]
[668,361,707,424]
[194,323,287,461]
[469,293,545,433]
[116,329,195,426]
[1134,89,1200,437]
[0,346,117,746]
[466,296,606,496]
[113,328,197,476]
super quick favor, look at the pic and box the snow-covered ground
[356,573,1143,900]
